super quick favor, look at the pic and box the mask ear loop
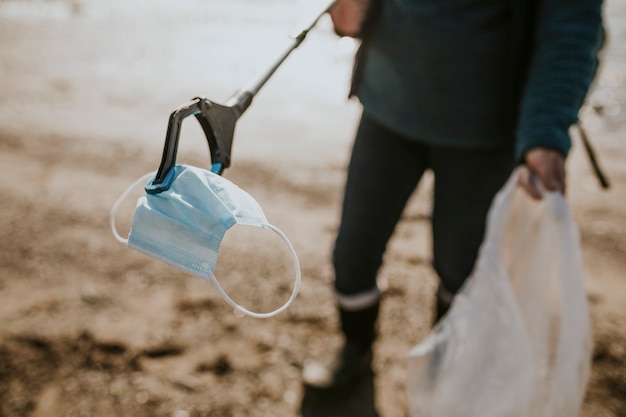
[205,223,301,319]
[110,172,156,244]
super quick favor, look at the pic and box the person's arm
[329,0,369,37]
[516,0,604,198]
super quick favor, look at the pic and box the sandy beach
[0,0,625,416]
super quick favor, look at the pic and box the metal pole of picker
[147,0,336,193]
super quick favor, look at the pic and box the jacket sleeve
[514,0,604,161]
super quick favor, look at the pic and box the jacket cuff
[515,123,572,162]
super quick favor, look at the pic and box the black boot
[302,302,379,399]
[433,284,454,326]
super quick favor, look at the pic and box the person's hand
[518,148,566,200]
[329,0,369,37]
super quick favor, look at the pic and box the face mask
[110,165,301,318]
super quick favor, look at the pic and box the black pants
[333,113,515,300]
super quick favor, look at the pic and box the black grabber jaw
[145,0,336,194]
[146,91,253,194]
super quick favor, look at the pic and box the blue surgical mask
[111,165,300,318]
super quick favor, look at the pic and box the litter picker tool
[147,0,336,193]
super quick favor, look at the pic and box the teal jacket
[352,0,604,160]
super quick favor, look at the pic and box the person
[302,0,604,400]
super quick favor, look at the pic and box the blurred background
[0,0,624,416]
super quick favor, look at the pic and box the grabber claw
[146,0,336,194]
[147,91,253,194]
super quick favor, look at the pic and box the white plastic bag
[407,169,592,417]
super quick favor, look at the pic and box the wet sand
[1,0,625,416]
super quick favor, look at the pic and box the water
[0,0,360,168]
[3,0,620,166]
